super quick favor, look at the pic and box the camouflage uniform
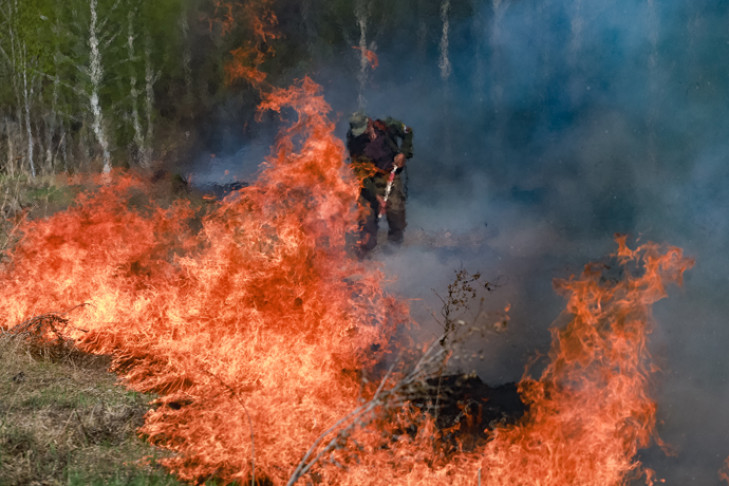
[347,113,414,254]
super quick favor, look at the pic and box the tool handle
[379,166,398,218]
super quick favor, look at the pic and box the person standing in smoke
[346,111,414,257]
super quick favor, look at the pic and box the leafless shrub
[287,268,514,485]
[2,305,90,363]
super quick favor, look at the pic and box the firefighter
[347,111,413,256]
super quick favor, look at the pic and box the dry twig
[286,269,507,484]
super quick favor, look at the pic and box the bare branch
[286,359,399,486]
[28,67,86,97]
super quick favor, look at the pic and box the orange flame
[721,457,729,484]
[210,1,235,36]
[352,46,379,69]
[284,237,692,486]
[226,46,269,85]
[2,149,694,486]
[211,0,280,87]
[1,0,697,481]
[0,77,410,484]
[469,238,693,485]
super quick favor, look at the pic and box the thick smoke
[189,1,729,483]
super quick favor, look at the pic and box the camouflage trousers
[357,170,407,253]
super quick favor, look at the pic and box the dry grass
[0,331,186,486]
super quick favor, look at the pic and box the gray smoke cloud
[328,1,729,483]
[189,1,729,482]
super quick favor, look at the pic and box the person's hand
[394,153,406,168]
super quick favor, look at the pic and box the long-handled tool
[378,165,398,220]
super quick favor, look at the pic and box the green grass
[0,335,187,486]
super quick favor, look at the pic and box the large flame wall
[0,78,692,484]
[0,80,405,484]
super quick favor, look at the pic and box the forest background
[0,0,465,179]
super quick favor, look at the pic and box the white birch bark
[469,0,486,117]
[4,120,18,177]
[439,0,453,166]
[21,42,36,178]
[438,0,451,82]
[5,0,23,176]
[47,15,63,172]
[489,0,511,109]
[89,0,111,173]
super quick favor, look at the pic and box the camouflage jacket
[347,117,413,172]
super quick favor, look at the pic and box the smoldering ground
[188,1,729,483]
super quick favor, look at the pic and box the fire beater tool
[378,165,398,220]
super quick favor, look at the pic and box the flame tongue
[477,237,693,485]
[292,237,691,486]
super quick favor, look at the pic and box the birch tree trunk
[21,42,36,178]
[439,0,453,168]
[5,0,24,177]
[89,0,111,173]
[438,0,451,83]
[179,3,193,109]
[49,14,65,172]
[4,120,19,178]
[470,0,486,110]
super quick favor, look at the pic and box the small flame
[211,0,280,87]
[721,457,729,484]
[352,46,379,69]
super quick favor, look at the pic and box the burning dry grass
[0,79,399,484]
[0,174,77,265]
[0,75,696,484]
[0,169,693,485]
[0,329,183,486]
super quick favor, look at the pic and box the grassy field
[0,332,187,486]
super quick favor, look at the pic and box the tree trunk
[4,120,20,178]
[438,0,451,82]
[179,3,193,109]
[89,0,111,173]
[6,0,24,177]
[21,42,36,178]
